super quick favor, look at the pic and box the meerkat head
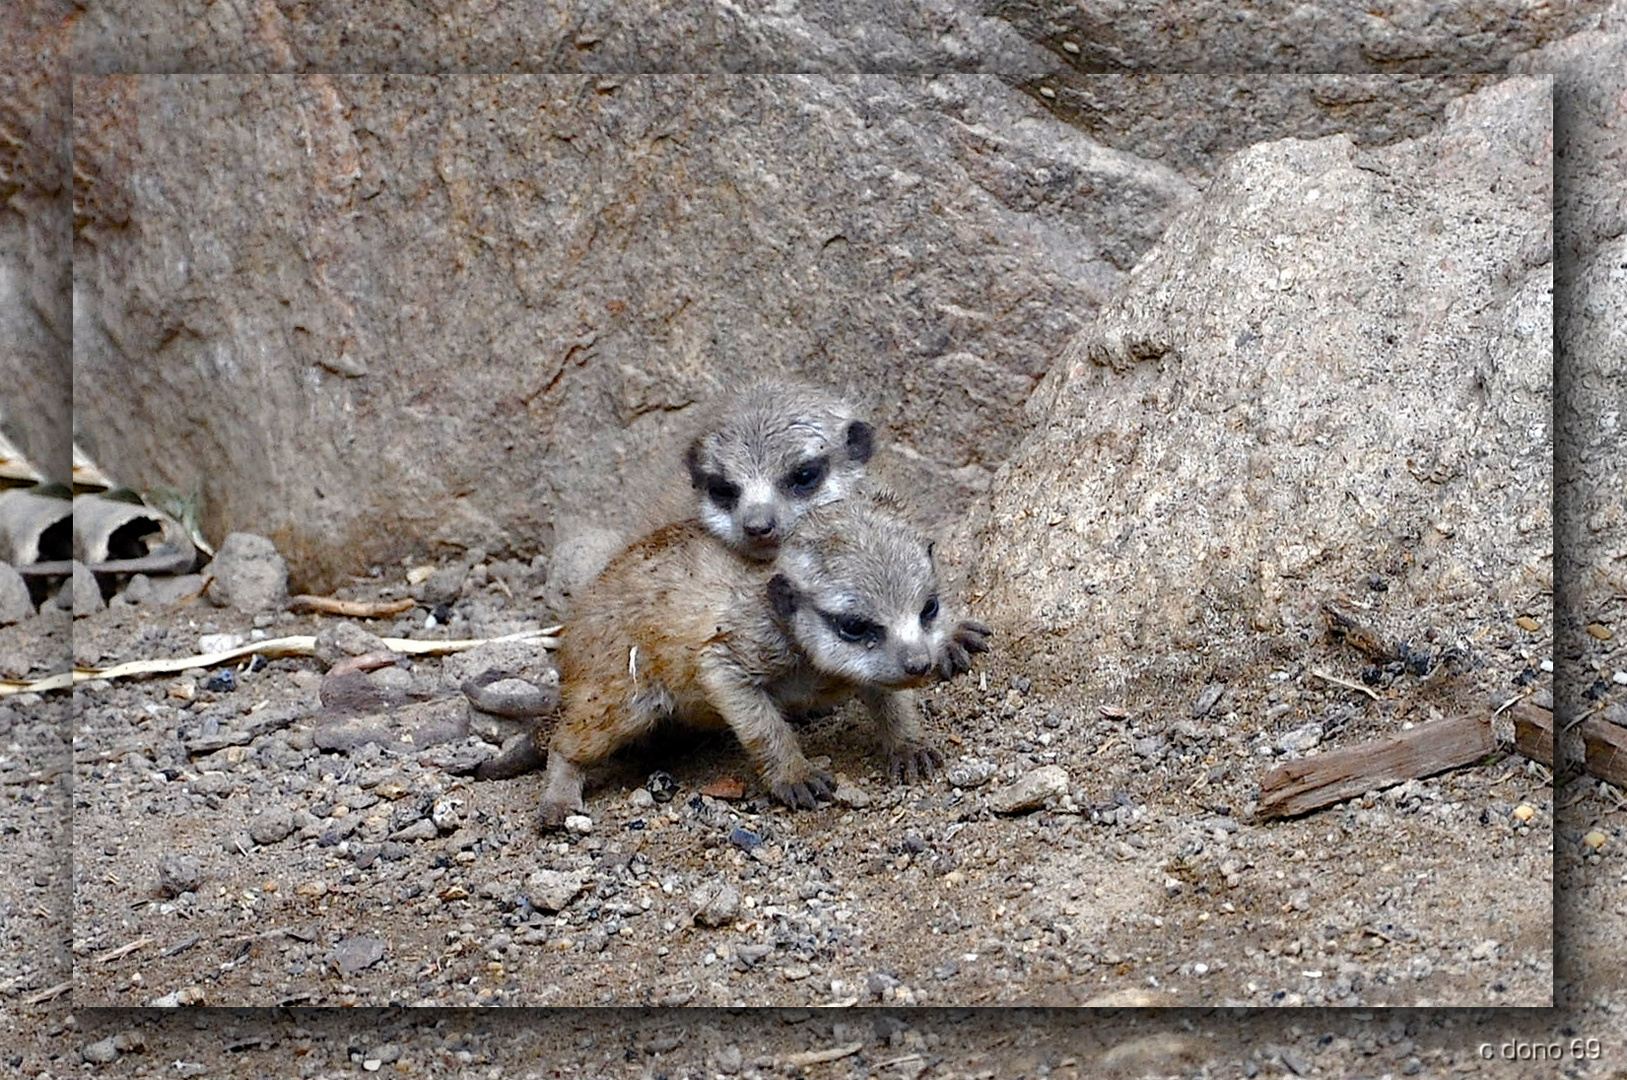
[685,381,874,561]
[767,502,949,690]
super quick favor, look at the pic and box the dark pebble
[647,771,678,803]
[203,670,237,693]
[729,827,761,851]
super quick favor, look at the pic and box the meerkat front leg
[538,751,587,829]
[861,687,943,785]
[699,657,834,810]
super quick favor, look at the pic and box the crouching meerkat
[684,380,875,561]
[536,499,990,828]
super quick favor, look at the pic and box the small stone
[82,1038,120,1064]
[729,827,762,851]
[629,787,656,809]
[944,758,996,788]
[782,964,811,981]
[329,935,387,974]
[1281,1047,1311,1076]
[647,770,678,803]
[202,669,237,693]
[430,797,461,832]
[197,632,247,655]
[525,868,587,912]
[715,1045,743,1075]
[1470,939,1499,961]
[0,561,33,625]
[833,782,872,808]
[147,986,207,1007]
[1278,723,1324,754]
[1511,804,1536,823]
[989,765,1070,814]
[248,806,296,845]
[1514,615,1540,631]
[205,532,289,613]
[390,818,439,842]
[1582,830,1607,852]
[71,560,106,617]
[1192,681,1227,718]
[701,776,747,800]
[691,881,741,927]
[1586,623,1613,640]
[156,854,203,898]
[564,814,594,835]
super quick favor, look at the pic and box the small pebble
[82,1038,120,1065]
[989,765,1070,814]
[701,776,747,800]
[202,669,237,693]
[564,814,594,835]
[691,881,741,927]
[834,782,872,808]
[647,771,678,803]
[1582,830,1607,851]
[248,806,296,845]
[1586,623,1612,640]
[1511,804,1536,823]
[1514,615,1540,631]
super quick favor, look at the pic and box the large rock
[968,77,1552,691]
[1515,7,1627,627]
[0,4,72,485]
[71,76,1193,590]
[70,1,1057,74]
[67,1,1599,76]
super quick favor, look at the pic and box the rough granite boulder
[968,77,1552,691]
[71,75,1194,590]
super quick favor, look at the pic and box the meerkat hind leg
[701,661,833,809]
[862,687,943,785]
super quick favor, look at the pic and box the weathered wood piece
[1510,701,1553,767]
[1580,715,1627,788]
[1258,713,1495,819]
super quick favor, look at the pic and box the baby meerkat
[537,499,989,828]
[685,380,875,561]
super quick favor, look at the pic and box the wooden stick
[1510,702,1553,767]
[779,1043,864,1068]
[22,981,71,1005]
[288,595,417,618]
[1257,713,1495,819]
[1581,716,1627,788]
[94,936,153,963]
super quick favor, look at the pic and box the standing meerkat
[536,499,990,828]
[684,380,875,561]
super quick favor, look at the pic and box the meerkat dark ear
[684,443,705,490]
[845,420,874,464]
[767,574,797,619]
[926,540,936,565]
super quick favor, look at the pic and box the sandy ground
[59,547,1553,1010]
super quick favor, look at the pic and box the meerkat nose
[741,510,777,537]
[902,651,932,677]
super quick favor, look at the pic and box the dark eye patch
[783,457,829,497]
[824,611,883,645]
[705,476,741,511]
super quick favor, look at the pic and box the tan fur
[537,502,988,827]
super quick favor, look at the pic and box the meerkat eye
[920,596,940,624]
[826,612,882,645]
[705,477,741,511]
[785,458,829,497]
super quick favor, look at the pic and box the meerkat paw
[537,799,582,831]
[768,765,836,810]
[939,619,992,679]
[887,742,943,786]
